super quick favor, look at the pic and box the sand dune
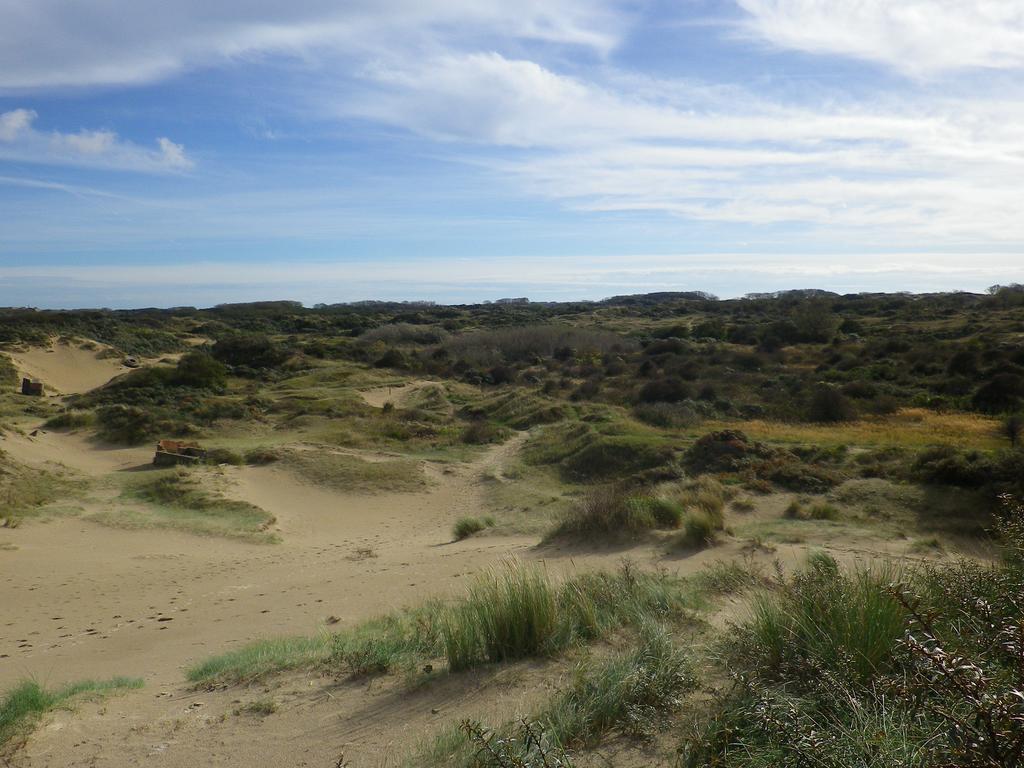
[6,341,129,396]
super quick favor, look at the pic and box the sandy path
[6,342,129,396]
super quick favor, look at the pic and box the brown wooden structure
[153,439,207,466]
[20,378,43,396]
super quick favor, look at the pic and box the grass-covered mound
[108,469,277,542]
[0,448,83,524]
[522,421,677,483]
[282,449,427,493]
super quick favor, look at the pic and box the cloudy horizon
[3,1,1024,308]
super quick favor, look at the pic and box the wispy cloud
[735,0,1024,77]
[342,51,1024,241]
[0,109,192,172]
[0,1,629,90]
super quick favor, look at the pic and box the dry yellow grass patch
[699,408,1002,450]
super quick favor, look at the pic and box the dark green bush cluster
[687,430,844,493]
[913,446,1024,496]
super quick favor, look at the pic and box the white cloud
[0,108,35,140]
[736,0,1024,76]
[342,51,1024,241]
[0,1,628,89]
[0,109,193,172]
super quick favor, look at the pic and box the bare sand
[6,341,128,396]
[0,426,886,767]
[0,430,608,766]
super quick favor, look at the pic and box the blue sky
[2,0,1024,308]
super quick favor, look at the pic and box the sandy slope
[1,423,920,767]
[6,341,128,395]
[0,425,745,767]
[1,430,578,766]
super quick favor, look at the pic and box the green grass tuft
[743,559,905,683]
[452,515,495,541]
[186,635,331,686]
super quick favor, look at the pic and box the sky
[1,0,1024,308]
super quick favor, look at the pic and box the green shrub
[645,497,686,528]
[561,436,675,482]
[807,385,856,422]
[460,420,511,445]
[540,624,694,747]
[551,487,682,538]
[187,636,330,686]
[808,501,839,520]
[331,604,445,676]
[204,447,245,465]
[0,354,16,386]
[672,511,718,550]
[212,334,288,370]
[173,351,227,389]
[438,625,693,766]
[453,516,494,540]
[244,448,281,465]
[94,404,160,444]
[443,561,559,671]
[42,410,94,430]
[743,560,906,683]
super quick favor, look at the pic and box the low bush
[540,624,693,747]
[561,436,675,482]
[452,515,495,540]
[443,560,698,673]
[784,499,839,521]
[550,487,683,538]
[671,511,719,550]
[807,385,856,422]
[244,448,281,465]
[686,430,772,473]
[94,404,162,444]
[742,556,906,683]
[633,401,705,428]
[460,420,511,445]
[42,410,94,430]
